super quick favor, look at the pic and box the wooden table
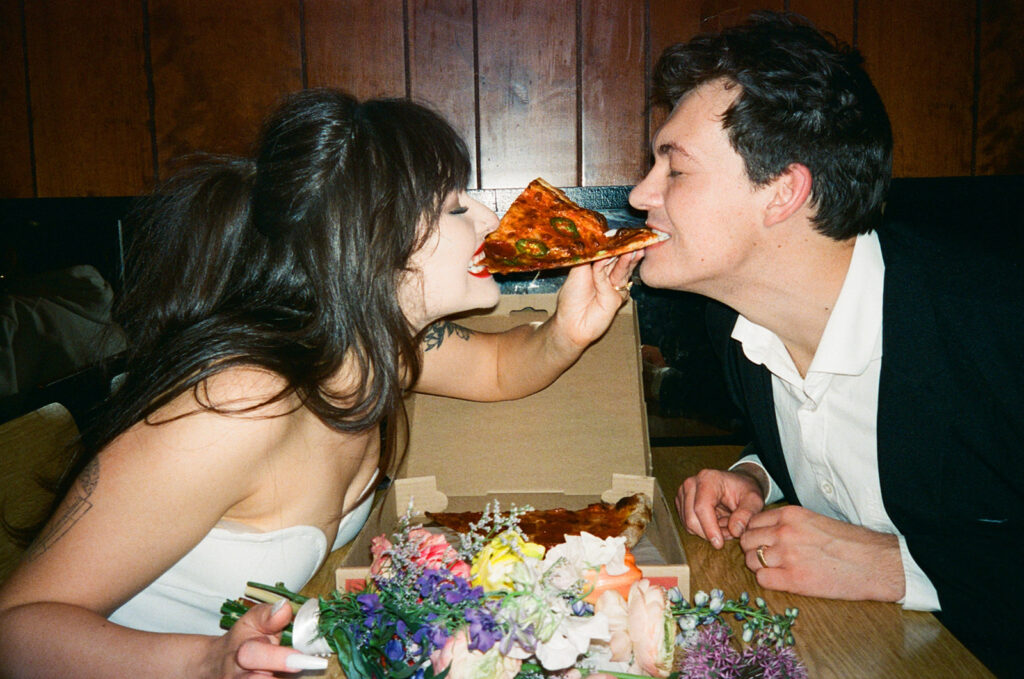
[302,445,993,678]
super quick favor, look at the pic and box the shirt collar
[732,231,885,381]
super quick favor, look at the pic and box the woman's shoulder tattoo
[422,321,474,352]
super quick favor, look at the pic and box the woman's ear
[764,163,813,227]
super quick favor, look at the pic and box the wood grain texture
[645,2,783,157]
[581,0,646,185]
[305,0,406,99]
[647,0,703,142]
[788,0,855,46]
[477,0,577,188]
[149,0,302,166]
[857,1,976,177]
[976,0,1024,175]
[0,1,32,198]
[408,0,478,187]
[24,0,151,196]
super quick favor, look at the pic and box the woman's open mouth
[468,244,490,277]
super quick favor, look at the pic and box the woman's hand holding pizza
[551,251,643,349]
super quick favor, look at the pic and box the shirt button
[821,481,834,495]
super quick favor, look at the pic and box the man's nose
[629,173,659,211]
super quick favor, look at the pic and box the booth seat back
[0,402,80,584]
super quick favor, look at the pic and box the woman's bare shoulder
[108,365,301,475]
[151,364,298,422]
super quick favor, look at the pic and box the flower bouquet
[222,503,805,679]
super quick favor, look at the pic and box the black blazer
[705,221,1024,677]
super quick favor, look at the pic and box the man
[629,12,1022,677]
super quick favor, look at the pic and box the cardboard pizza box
[336,293,689,597]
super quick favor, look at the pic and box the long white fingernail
[285,653,329,671]
[271,598,287,615]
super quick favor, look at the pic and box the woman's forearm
[0,602,209,679]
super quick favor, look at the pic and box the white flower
[492,550,612,671]
[541,532,631,577]
[533,609,610,670]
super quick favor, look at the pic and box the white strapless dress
[108,483,376,636]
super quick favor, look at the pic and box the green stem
[244,581,309,606]
[221,597,294,646]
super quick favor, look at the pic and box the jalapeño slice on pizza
[480,178,668,274]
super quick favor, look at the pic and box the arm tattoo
[422,321,474,352]
[24,458,99,562]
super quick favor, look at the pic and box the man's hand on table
[739,506,905,602]
[677,465,905,603]
[675,466,766,549]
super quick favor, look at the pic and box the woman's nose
[477,207,499,236]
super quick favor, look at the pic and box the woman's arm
[414,254,641,401]
[0,373,325,678]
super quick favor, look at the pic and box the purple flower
[571,600,593,616]
[357,593,382,613]
[739,643,808,679]
[426,624,450,649]
[679,623,741,679]
[464,607,502,652]
[498,621,536,656]
[385,638,405,662]
[417,571,444,598]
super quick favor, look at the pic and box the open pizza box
[336,293,689,598]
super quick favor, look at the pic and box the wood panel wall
[1,0,1021,199]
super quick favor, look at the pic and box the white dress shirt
[729,231,940,611]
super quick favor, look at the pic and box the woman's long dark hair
[78,89,471,492]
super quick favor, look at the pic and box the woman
[0,90,640,678]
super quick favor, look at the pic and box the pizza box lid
[398,292,651,498]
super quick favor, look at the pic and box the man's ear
[764,163,813,227]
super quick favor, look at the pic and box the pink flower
[369,534,393,575]
[369,530,470,579]
[594,590,632,662]
[626,579,675,678]
[430,628,522,679]
[410,528,471,577]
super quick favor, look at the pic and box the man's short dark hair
[654,11,893,239]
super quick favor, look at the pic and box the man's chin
[638,258,670,289]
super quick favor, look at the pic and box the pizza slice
[425,493,652,549]
[480,178,668,274]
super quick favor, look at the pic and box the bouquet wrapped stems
[220,581,310,647]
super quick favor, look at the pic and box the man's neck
[719,230,857,378]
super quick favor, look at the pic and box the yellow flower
[470,531,545,592]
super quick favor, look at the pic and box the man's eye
[449,206,469,215]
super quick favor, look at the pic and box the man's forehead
[652,81,738,153]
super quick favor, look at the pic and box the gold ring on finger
[756,544,769,568]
